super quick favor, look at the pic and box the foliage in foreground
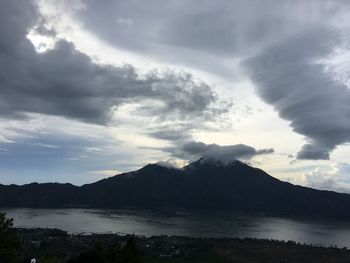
[0,213,21,262]
[67,236,138,263]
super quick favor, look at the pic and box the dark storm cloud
[0,1,219,125]
[77,0,336,56]
[170,141,273,162]
[73,0,343,79]
[244,29,350,160]
[71,0,350,160]
[147,129,192,142]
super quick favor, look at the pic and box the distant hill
[1,158,350,219]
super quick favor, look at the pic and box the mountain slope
[1,158,350,219]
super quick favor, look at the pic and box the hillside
[1,158,350,219]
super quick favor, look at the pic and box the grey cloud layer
[244,29,350,160]
[65,0,350,160]
[170,141,273,162]
[0,1,220,125]
[71,0,345,80]
[3,0,350,162]
[77,0,337,57]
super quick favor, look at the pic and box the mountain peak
[2,156,350,220]
[186,157,247,169]
[137,162,180,174]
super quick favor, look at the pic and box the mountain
[1,158,350,219]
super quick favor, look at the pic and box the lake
[2,208,350,248]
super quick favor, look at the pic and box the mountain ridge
[1,158,350,220]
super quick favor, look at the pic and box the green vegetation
[67,236,138,263]
[0,213,21,263]
[16,227,350,263]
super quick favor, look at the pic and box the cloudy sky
[1,0,350,191]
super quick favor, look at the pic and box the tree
[0,213,21,262]
[120,236,138,263]
[67,236,139,263]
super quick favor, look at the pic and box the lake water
[3,208,350,248]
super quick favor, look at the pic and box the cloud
[42,0,350,160]
[88,169,122,176]
[116,18,134,26]
[58,0,345,81]
[0,0,221,126]
[0,124,134,185]
[147,128,192,142]
[2,0,350,187]
[244,28,350,160]
[170,141,274,163]
[304,163,350,193]
[156,160,184,169]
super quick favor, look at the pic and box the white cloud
[304,163,350,193]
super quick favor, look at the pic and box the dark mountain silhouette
[1,158,350,219]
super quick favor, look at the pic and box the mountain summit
[184,157,246,169]
[1,158,350,219]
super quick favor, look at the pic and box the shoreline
[15,227,343,249]
[15,227,350,263]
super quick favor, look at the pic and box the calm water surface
[3,208,350,247]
